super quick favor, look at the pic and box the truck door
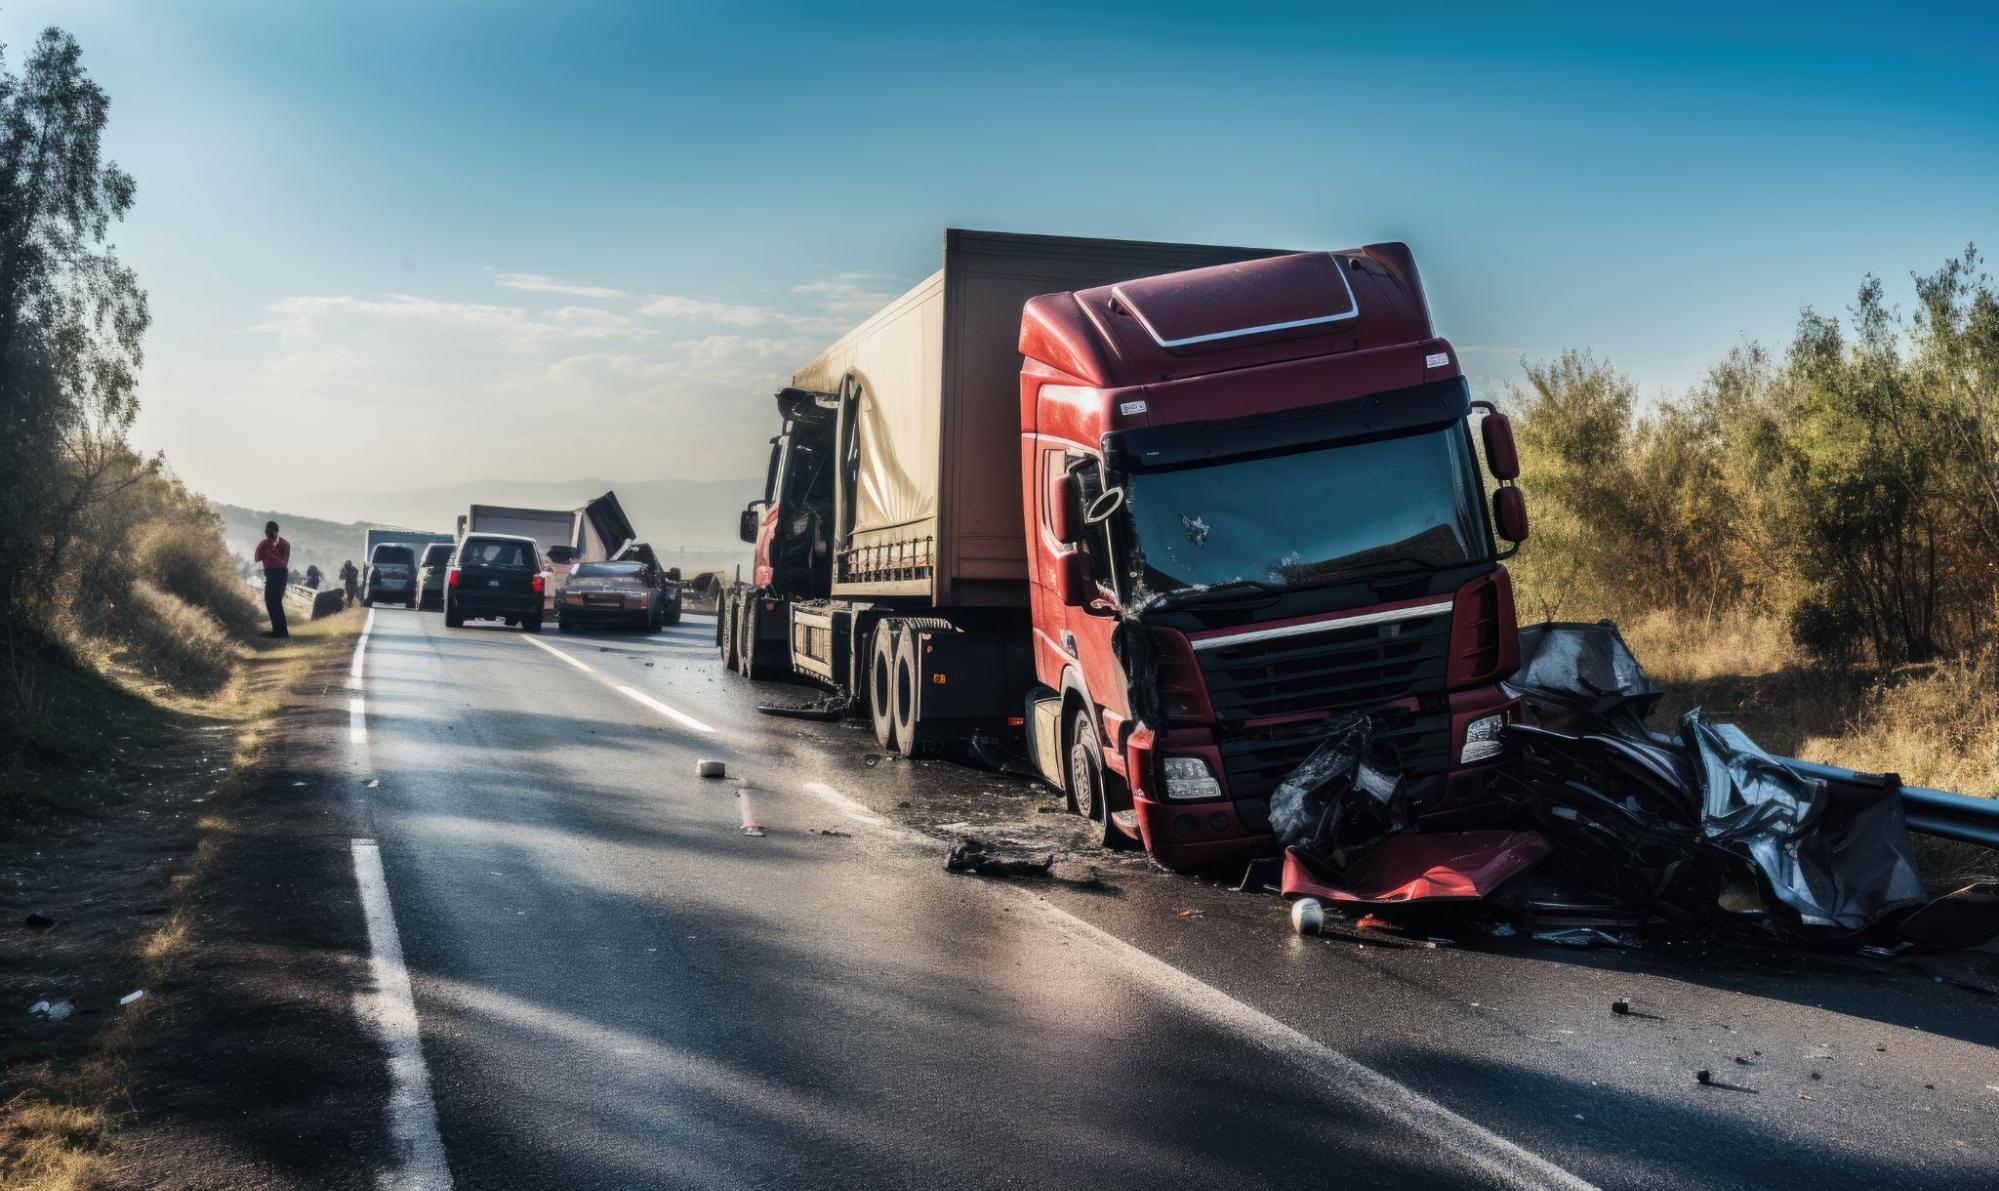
[1034,447,1130,734]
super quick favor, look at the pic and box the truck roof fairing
[1019,244,1434,390]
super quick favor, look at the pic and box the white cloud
[637,294,786,326]
[790,271,903,315]
[492,272,629,299]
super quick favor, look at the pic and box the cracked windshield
[1124,425,1489,601]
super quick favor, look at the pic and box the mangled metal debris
[1262,619,1999,951]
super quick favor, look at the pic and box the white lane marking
[792,780,1594,1191]
[616,685,715,735]
[350,608,376,688]
[522,633,594,673]
[520,634,716,734]
[350,839,452,1190]
[350,696,367,745]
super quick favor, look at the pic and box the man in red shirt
[252,520,291,638]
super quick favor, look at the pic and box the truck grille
[1216,708,1451,802]
[1194,605,1455,801]
[1194,605,1453,722]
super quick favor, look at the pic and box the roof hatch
[1110,252,1360,353]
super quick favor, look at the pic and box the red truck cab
[1018,247,1527,870]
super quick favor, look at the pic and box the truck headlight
[1162,756,1223,801]
[1461,713,1506,763]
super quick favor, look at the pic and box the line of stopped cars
[367,534,683,633]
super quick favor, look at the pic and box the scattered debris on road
[757,693,849,721]
[1611,998,1632,1015]
[696,759,726,778]
[120,989,145,1006]
[945,837,1054,878]
[810,828,852,837]
[1290,898,1326,935]
[1697,1068,1713,1085]
[24,912,55,930]
[28,998,73,1021]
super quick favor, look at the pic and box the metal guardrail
[1781,755,1999,850]
[1635,728,1998,849]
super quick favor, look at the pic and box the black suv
[444,534,545,632]
[362,544,418,609]
[416,542,455,611]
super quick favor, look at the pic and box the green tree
[0,27,148,628]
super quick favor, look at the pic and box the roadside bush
[108,581,238,697]
[131,519,259,634]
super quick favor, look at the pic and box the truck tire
[1067,707,1129,849]
[868,621,898,750]
[740,597,782,679]
[444,597,464,628]
[720,592,740,670]
[891,626,941,757]
[522,612,543,634]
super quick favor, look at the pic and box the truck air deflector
[1190,598,1455,652]
[1108,377,1469,470]
[1111,253,1359,350]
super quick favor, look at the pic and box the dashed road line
[351,839,452,1190]
[519,634,715,734]
[790,778,1596,1191]
[349,609,374,743]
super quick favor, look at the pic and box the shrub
[131,520,259,633]
[110,581,238,697]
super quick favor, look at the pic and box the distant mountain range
[213,476,759,579]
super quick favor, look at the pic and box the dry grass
[0,607,359,1189]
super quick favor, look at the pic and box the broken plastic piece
[1290,898,1326,936]
[1612,999,1632,1015]
[119,990,145,1006]
[28,999,72,1021]
[1280,831,1552,906]
[696,760,726,778]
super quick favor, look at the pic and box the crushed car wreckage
[1272,621,1994,949]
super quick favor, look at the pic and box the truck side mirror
[1056,551,1091,608]
[738,501,764,544]
[1049,474,1082,545]
[547,545,577,565]
[1481,412,1520,481]
[1493,486,1529,544]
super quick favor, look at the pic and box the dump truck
[718,229,1529,871]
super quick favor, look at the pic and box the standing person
[340,559,360,604]
[253,520,291,638]
[305,564,322,590]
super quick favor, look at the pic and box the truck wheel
[558,616,576,633]
[892,627,941,757]
[720,593,741,670]
[522,613,543,634]
[444,598,464,628]
[868,622,898,750]
[1068,708,1129,849]
[741,597,781,679]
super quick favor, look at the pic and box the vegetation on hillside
[0,28,258,745]
[1506,247,1999,798]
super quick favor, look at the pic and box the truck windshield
[1122,425,1489,604]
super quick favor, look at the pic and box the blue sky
[5,1,1995,514]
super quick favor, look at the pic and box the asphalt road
[335,607,1999,1189]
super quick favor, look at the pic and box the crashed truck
[720,229,1529,871]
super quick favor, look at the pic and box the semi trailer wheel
[720,592,740,671]
[868,621,898,751]
[891,626,940,757]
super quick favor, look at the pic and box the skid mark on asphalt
[351,839,453,1190]
[791,779,1598,1191]
[520,634,717,735]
